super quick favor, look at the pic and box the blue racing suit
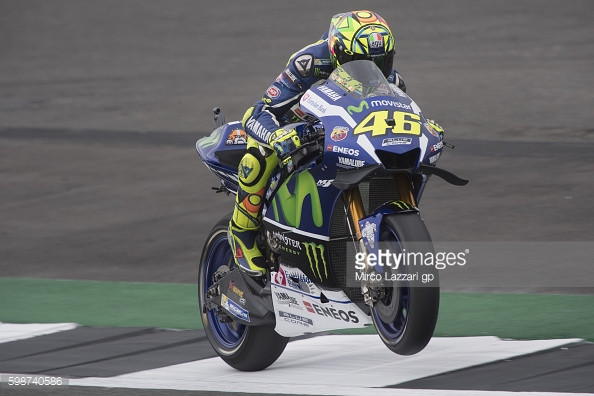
[243,32,407,145]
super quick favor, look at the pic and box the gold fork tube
[345,187,366,240]
[394,174,416,206]
[347,174,415,240]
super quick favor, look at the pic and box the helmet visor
[334,43,394,78]
[370,50,394,78]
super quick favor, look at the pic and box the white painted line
[0,322,78,343]
[71,335,583,395]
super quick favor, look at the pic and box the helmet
[328,10,395,78]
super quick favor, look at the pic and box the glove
[426,119,445,140]
[394,73,406,92]
[268,128,301,171]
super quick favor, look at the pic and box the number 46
[354,110,421,136]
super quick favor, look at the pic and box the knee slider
[238,148,267,191]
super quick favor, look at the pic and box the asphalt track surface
[1,325,593,395]
[1,0,594,394]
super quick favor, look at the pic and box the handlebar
[283,124,325,168]
[301,123,325,144]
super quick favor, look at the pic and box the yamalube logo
[338,157,365,168]
[275,292,299,306]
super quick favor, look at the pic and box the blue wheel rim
[372,227,410,340]
[202,233,247,349]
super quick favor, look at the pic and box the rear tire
[198,213,289,371]
[371,212,440,355]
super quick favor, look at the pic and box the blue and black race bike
[196,60,467,371]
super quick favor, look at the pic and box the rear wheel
[198,213,289,371]
[371,212,439,355]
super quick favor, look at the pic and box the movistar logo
[272,171,323,228]
[303,242,327,280]
[347,101,369,115]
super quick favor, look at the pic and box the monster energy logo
[391,200,415,211]
[303,242,327,280]
[347,101,369,115]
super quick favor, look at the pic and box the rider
[228,10,444,277]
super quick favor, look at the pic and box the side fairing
[263,166,343,287]
[264,166,341,239]
[270,264,372,337]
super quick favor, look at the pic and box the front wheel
[198,213,289,371]
[371,212,440,355]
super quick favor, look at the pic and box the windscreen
[328,60,396,100]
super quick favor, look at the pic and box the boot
[228,220,266,277]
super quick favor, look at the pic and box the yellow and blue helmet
[328,10,395,78]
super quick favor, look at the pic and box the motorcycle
[196,60,468,371]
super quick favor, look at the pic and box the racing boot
[228,137,278,276]
[228,221,267,277]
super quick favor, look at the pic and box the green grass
[0,278,201,329]
[1,277,593,341]
[435,292,594,341]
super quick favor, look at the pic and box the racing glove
[394,73,406,92]
[426,119,445,140]
[268,128,301,172]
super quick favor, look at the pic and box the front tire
[198,213,289,371]
[371,212,440,355]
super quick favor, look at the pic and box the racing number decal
[354,110,421,136]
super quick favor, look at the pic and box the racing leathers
[228,33,408,276]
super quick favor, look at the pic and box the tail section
[196,119,247,194]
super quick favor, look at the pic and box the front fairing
[300,60,443,174]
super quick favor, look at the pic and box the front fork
[345,173,416,239]
[345,174,417,305]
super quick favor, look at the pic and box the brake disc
[374,282,400,323]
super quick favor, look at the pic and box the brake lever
[285,140,319,157]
